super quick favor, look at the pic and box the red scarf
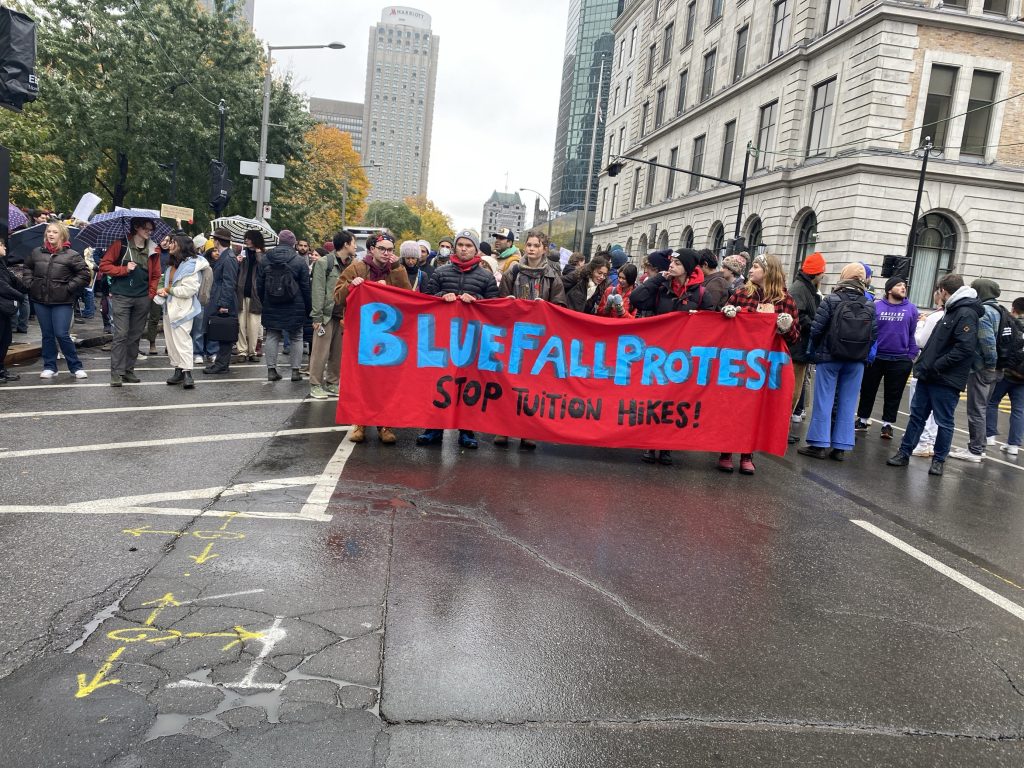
[453,255,482,273]
[44,240,70,254]
[363,254,392,282]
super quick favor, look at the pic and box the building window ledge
[705,18,723,34]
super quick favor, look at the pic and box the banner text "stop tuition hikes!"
[337,283,794,454]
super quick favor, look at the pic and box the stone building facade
[592,0,1024,305]
[482,191,527,241]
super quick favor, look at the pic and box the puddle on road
[65,595,123,653]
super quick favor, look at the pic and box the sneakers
[798,445,829,459]
[519,439,537,451]
[791,411,805,423]
[739,454,755,474]
[193,355,204,365]
[40,369,57,379]
[911,445,935,458]
[886,453,910,467]
[493,436,509,447]
[378,427,397,445]
[641,450,657,464]
[309,385,330,400]
[929,460,945,476]
[416,429,443,446]
[880,424,894,440]
[73,369,88,379]
[854,418,870,432]
[348,425,366,443]
[986,435,997,446]
[948,447,983,463]
[829,449,846,461]
[1001,444,1020,457]
[458,430,478,449]
[717,454,734,472]
[324,383,339,397]
[657,450,673,466]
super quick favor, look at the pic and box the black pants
[0,311,12,374]
[857,358,914,424]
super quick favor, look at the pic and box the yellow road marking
[189,543,219,564]
[75,646,125,698]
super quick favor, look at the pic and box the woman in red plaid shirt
[718,253,800,475]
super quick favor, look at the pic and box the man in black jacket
[418,229,498,449]
[887,273,982,476]
[202,228,239,374]
[788,252,826,442]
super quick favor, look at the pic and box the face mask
[439,247,452,258]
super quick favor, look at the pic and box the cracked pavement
[1,349,1023,766]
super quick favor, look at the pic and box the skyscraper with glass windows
[549,0,620,228]
[362,7,439,202]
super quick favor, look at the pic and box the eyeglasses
[376,246,395,253]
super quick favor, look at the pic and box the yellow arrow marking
[141,593,181,626]
[75,646,125,698]
[191,530,245,541]
[122,526,183,538]
[189,543,219,564]
[218,512,244,530]
[182,625,265,650]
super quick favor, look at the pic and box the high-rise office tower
[549,0,618,232]
[308,98,365,155]
[198,0,255,27]
[362,7,439,202]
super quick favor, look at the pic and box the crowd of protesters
[2,211,1021,479]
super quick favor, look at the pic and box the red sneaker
[739,454,756,475]
[717,453,734,473]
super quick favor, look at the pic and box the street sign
[240,160,285,179]
[250,178,271,202]
[263,204,272,219]
[160,203,194,222]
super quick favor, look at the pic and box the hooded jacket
[256,245,312,331]
[914,285,982,391]
[808,279,878,363]
[499,260,567,306]
[562,270,611,314]
[789,272,822,363]
[627,267,712,315]
[972,278,1001,371]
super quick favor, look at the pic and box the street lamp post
[341,163,379,231]
[518,187,552,242]
[257,41,345,222]
[905,136,935,260]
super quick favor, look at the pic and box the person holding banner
[629,248,715,465]
[417,229,500,449]
[563,254,612,314]
[493,228,568,450]
[718,253,800,474]
[597,263,638,319]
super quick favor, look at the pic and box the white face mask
[438,247,452,258]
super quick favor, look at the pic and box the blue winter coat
[808,281,878,363]
[209,248,239,316]
[256,246,312,331]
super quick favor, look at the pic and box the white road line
[0,399,307,420]
[0,426,348,460]
[894,412,1023,472]
[299,435,357,518]
[851,519,1024,623]
[76,363,266,374]
[0,377,269,390]
[165,615,287,691]
[0,504,331,522]
[81,476,321,508]
[180,589,265,605]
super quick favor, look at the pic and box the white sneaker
[791,412,805,423]
[1001,444,1019,457]
[40,369,57,379]
[948,447,983,463]
[193,355,204,365]
[74,369,88,380]
[911,445,934,458]
[986,436,997,446]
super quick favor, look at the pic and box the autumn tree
[405,196,455,246]
[364,201,421,237]
[275,125,368,240]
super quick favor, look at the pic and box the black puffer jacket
[23,245,90,305]
[256,245,312,331]
[563,272,610,314]
[914,286,983,392]
[628,273,714,315]
[426,260,499,299]
[0,259,27,316]
[788,272,822,363]
[208,249,239,316]
[808,281,878,363]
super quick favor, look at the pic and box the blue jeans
[33,302,82,373]
[191,306,220,356]
[899,380,960,461]
[81,286,96,318]
[986,377,1024,447]
[16,293,29,332]
[806,360,865,451]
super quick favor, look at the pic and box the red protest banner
[337,283,794,454]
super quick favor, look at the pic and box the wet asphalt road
[0,348,1022,767]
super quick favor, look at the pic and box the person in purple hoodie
[855,276,919,439]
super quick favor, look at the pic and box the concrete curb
[5,332,112,367]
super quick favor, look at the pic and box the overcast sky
[252,0,572,233]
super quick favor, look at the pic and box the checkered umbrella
[77,209,172,252]
[210,216,279,247]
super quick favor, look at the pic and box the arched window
[910,212,957,307]
[657,230,669,249]
[681,226,694,249]
[625,236,633,257]
[747,216,763,254]
[638,233,648,253]
[710,221,725,256]
[794,211,818,278]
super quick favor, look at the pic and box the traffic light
[208,159,233,214]
[0,8,38,113]
[726,237,746,255]
[607,161,624,177]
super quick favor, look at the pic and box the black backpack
[264,261,297,304]
[828,293,874,361]
[995,306,1024,371]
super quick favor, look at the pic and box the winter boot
[182,370,195,390]
[166,368,184,385]
[267,368,282,382]
[378,427,397,445]
[348,425,366,443]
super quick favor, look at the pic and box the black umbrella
[7,223,86,265]
[77,208,172,252]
